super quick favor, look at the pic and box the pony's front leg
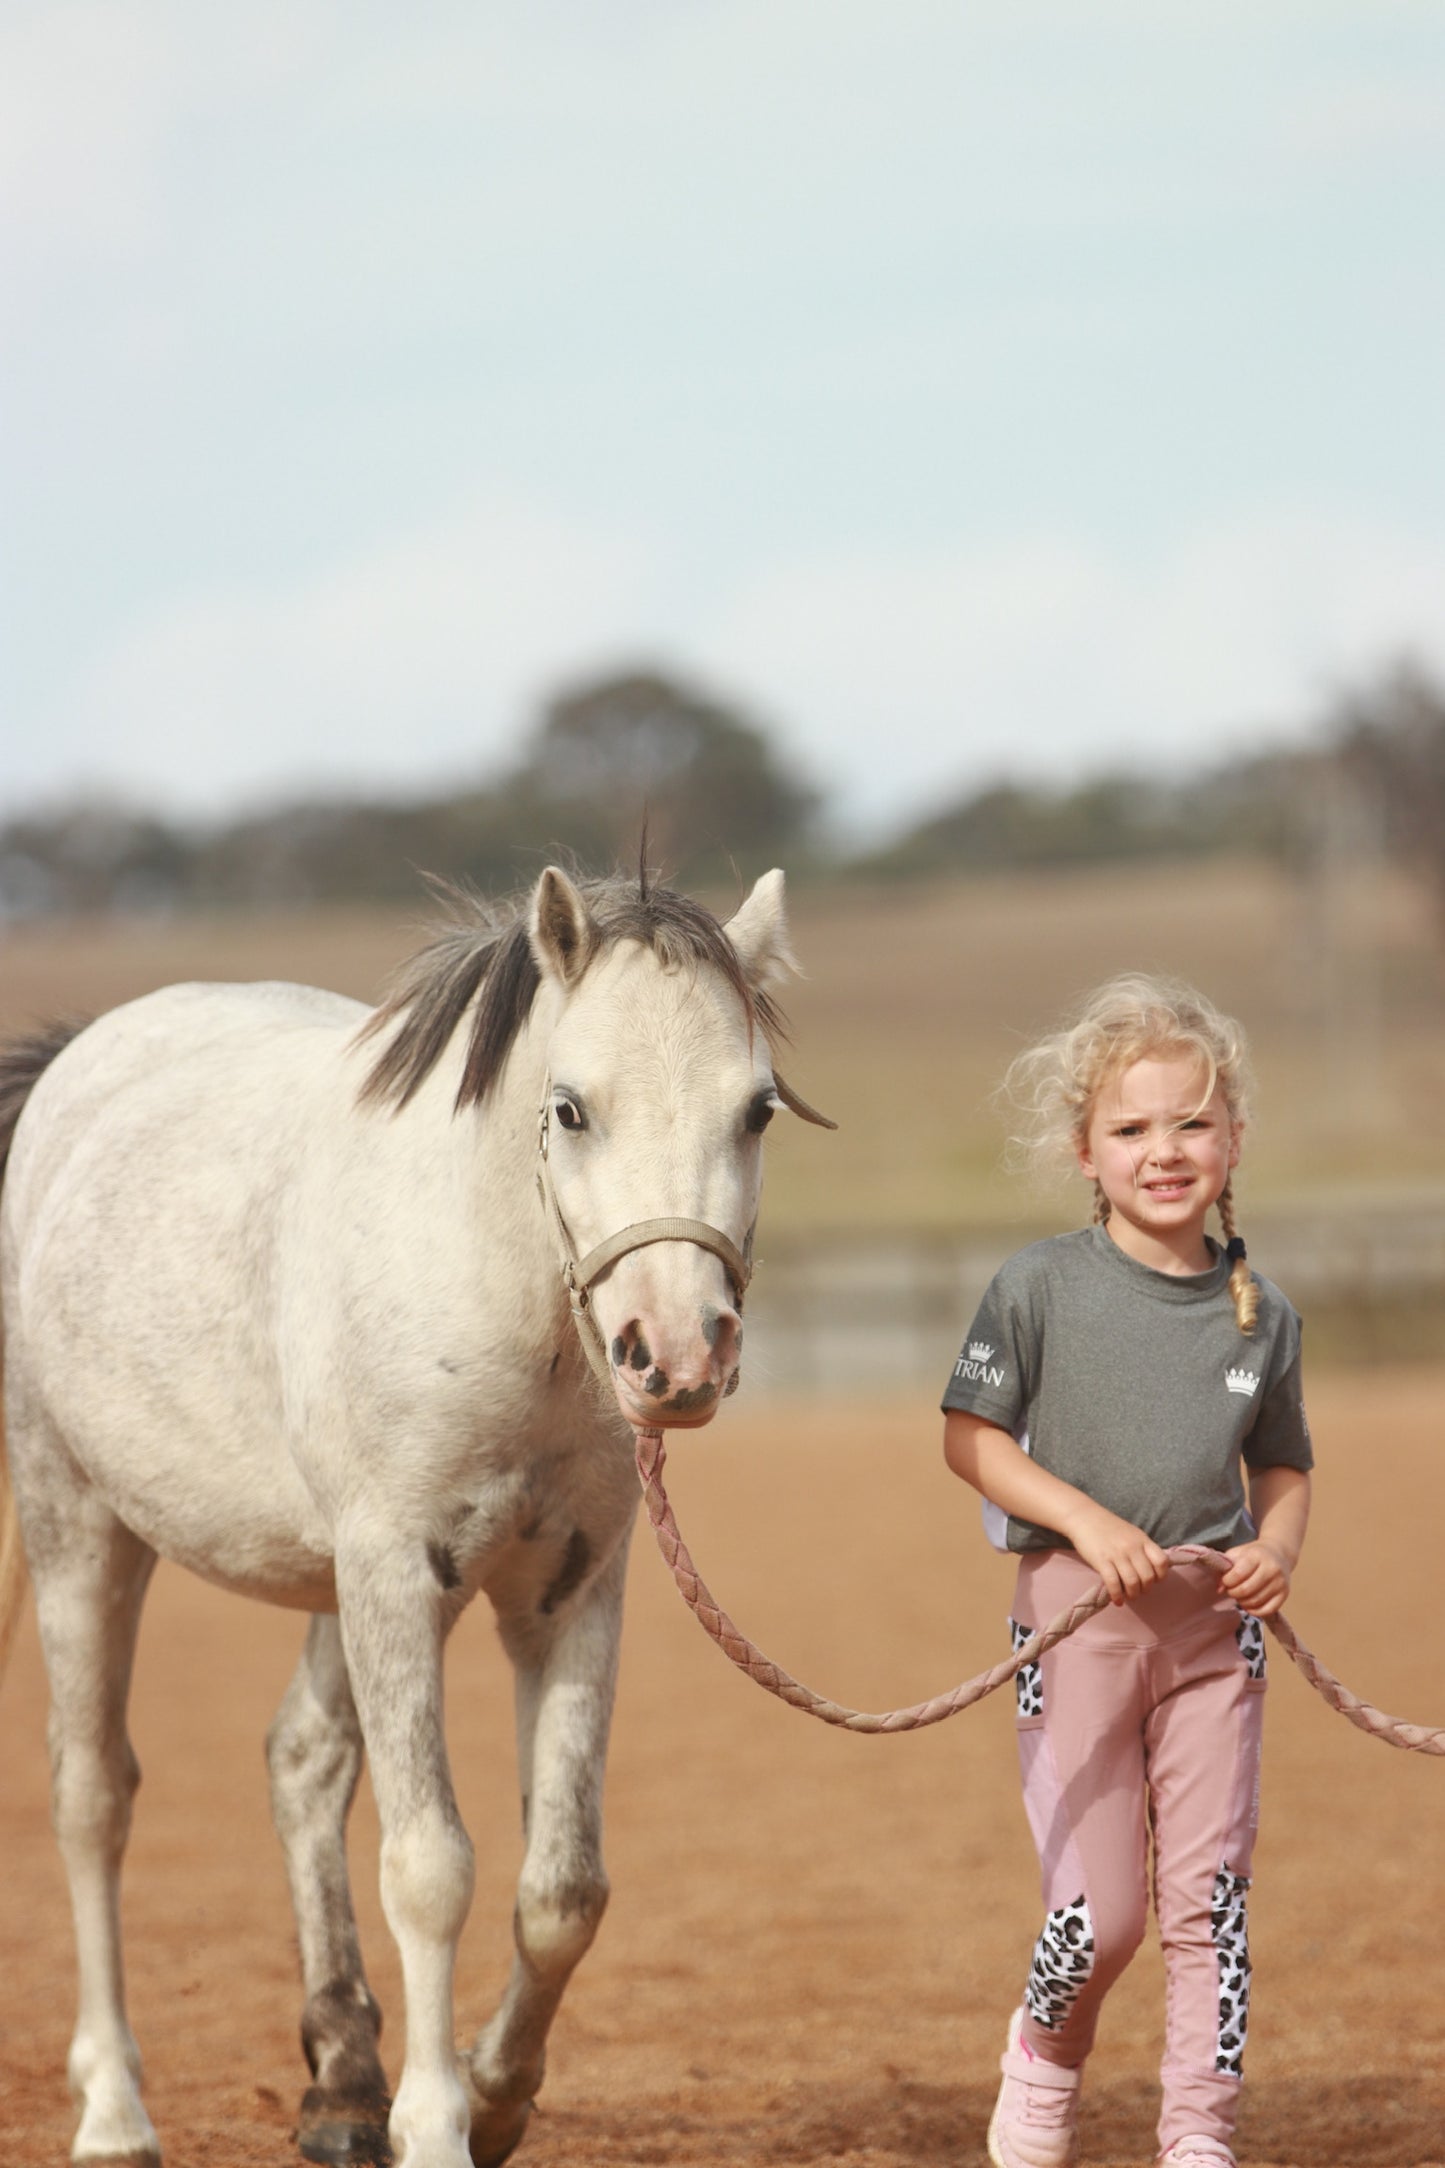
[465,1534,630,2167]
[336,1545,475,2168]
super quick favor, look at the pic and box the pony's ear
[724,868,799,993]
[529,867,597,987]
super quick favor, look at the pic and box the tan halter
[534,1081,754,1391]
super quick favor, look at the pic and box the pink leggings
[1008,1551,1267,2155]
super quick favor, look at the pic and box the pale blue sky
[4,1,1445,839]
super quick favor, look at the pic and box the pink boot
[1158,2142,1236,2166]
[986,2008,1081,2168]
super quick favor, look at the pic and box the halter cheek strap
[535,1082,755,1390]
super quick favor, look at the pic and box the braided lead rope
[634,1429,1445,1753]
[1260,1610,1445,1753]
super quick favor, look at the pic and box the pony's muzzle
[608,1302,741,1426]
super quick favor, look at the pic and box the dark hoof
[298,2091,392,2167]
[299,2122,391,2167]
[468,2096,532,2168]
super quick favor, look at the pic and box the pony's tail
[0,1020,90,1689]
[0,1020,87,1189]
[0,1371,25,1683]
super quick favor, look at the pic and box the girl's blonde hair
[1002,973,1259,1334]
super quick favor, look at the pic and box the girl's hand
[1220,1540,1291,1617]
[1065,1503,1171,1606]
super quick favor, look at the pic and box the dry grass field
[2,1376,1443,2168]
[1,856,1443,1235]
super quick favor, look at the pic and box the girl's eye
[554,1096,586,1133]
[746,1091,782,1135]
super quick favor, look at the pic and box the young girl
[942,975,1312,2168]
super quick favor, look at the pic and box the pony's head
[358,863,831,1429]
[528,864,807,1428]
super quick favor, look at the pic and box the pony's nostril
[609,1326,655,1373]
[703,1305,742,1374]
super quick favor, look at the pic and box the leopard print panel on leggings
[1024,1897,1096,2030]
[1211,1868,1252,2076]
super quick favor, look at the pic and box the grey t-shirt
[940,1222,1313,1553]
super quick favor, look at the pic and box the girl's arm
[943,1410,1171,1605]
[1220,1464,1311,1617]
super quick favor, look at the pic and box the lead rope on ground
[634,1428,1445,1753]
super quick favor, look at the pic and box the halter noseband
[534,1082,754,1391]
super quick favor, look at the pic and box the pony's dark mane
[356,872,786,1114]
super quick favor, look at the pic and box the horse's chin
[612,1378,734,1432]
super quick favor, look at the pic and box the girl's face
[1076,1050,1241,1268]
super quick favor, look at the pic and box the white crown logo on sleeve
[968,1342,994,1362]
[1225,1367,1259,1397]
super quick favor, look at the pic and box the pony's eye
[746,1091,781,1135]
[554,1096,586,1133]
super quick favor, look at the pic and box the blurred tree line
[3,658,1444,916]
[0,671,819,914]
[848,661,1445,913]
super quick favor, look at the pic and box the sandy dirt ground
[3,1373,1444,2168]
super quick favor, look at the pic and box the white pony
[0,864,827,2168]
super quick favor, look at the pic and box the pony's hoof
[298,2086,393,2167]
[299,2126,391,2167]
[467,2095,531,2168]
[77,2155,162,2168]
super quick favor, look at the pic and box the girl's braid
[1216,1178,1259,1335]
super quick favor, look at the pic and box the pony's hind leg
[27,1482,159,2166]
[267,1615,390,2167]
